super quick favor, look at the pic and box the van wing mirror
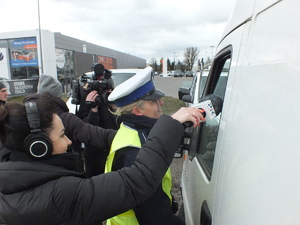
[178,88,191,100]
[181,94,193,103]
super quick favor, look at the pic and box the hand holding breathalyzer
[183,94,223,128]
[172,107,206,128]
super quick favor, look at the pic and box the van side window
[196,53,231,179]
[198,73,208,99]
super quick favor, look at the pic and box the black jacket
[0,115,184,225]
[75,91,119,176]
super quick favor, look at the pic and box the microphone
[183,94,223,128]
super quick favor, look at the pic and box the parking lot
[153,76,193,99]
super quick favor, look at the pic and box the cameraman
[77,64,120,177]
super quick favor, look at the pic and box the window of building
[56,48,74,78]
[0,40,8,48]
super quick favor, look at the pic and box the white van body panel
[181,0,300,224]
[182,20,247,225]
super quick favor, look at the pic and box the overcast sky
[1,0,237,63]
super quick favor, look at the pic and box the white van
[180,0,300,224]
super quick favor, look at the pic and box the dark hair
[0,93,56,151]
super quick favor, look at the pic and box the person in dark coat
[24,74,117,171]
[0,82,8,106]
[0,92,203,225]
[105,67,205,225]
[78,89,118,176]
[77,64,119,176]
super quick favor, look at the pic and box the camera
[71,64,114,106]
[82,70,113,94]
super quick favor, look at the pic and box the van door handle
[200,201,212,225]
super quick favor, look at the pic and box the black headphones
[24,101,53,159]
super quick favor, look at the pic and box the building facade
[0,29,146,81]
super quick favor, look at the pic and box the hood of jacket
[0,148,81,194]
[37,74,63,98]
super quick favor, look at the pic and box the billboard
[10,38,38,68]
[97,56,114,69]
[3,79,38,96]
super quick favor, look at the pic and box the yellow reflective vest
[105,123,172,225]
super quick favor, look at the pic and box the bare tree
[183,47,199,71]
[149,58,157,71]
[167,58,172,71]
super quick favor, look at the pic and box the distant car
[168,71,174,76]
[185,71,194,77]
[174,70,184,77]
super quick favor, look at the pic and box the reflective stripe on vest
[105,123,172,225]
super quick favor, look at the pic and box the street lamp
[210,45,215,60]
[174,52,176,71]
[37,0,44,74]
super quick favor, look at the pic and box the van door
[181,21,249,225]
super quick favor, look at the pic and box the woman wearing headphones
[0,91,204,225]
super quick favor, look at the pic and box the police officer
[105,67,205,225]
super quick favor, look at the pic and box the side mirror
[178,88,190,100]
[182,94,193,103]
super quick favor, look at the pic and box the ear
[132,107,143,116]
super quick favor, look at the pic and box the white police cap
[108,66,165,107]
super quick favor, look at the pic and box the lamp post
[174,52,176,71]
[37,0,44,75]
[210,45,215,60]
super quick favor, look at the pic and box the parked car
[185,71,194,77]
[168,71,174,76]
[153,71,159,76]
[174,70,184,77]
